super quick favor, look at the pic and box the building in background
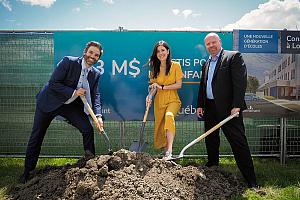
[259,54,300,100]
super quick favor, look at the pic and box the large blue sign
[281,31,300,54]
[237,30,278,53]
[54,31,233,120]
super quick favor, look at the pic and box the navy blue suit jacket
[36,56,102,115]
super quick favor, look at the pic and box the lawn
[0,157,299,200]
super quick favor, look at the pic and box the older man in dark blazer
[197,33,258,188]
[20,41,104,183]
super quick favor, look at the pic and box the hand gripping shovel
[129,87,157,152]
[168,112,239,160]
[80,96,113,155]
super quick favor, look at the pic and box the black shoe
[18,172,29,184]
[205,162,219,167]
[248,182,259,188]
[84,150,95,160]
[77,150,95,168]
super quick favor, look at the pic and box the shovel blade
[129,122,148,152]
[100,130,113,155]
[129,141,148,152]
[167,154,183,161]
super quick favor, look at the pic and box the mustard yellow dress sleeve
[150,61,183,149]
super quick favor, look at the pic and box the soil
[9,149,247,200]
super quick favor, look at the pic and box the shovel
[168,112,239,160]
[80,96,113,155]
[129,87,157,152]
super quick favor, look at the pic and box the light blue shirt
[64,59,91,104]
[206,50,222,99]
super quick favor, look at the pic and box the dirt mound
[10,149,246,199]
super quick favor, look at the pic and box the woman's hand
[149,83,162,90]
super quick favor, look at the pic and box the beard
[84,55,98,66]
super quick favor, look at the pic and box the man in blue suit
[19,41,104,183]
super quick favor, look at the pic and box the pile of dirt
[10,149,246,199]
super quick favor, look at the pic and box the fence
[0,32,299,165]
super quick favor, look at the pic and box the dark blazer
[197,50,247,118]
[36,56,102,115]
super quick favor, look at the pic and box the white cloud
[102,0,114,5]
[0,0,12,11]
[172,8,201,19]
[224,0,300,30]
[20,0,56,8]
[72,7,80,12]
[172,9,180,16]
[182,9,192,18]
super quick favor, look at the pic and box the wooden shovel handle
[80,96,104,132]
[143,87,157,122]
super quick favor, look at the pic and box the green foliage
[264,96,276,100]
[247,76,260,93]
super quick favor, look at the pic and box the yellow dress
[150,61,183,149]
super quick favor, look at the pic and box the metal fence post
[280,117,287,165]
[119,121,125,148]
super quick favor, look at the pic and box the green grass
[229,158,300,200]
[0,157,299,200]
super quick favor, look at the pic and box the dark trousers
[204,99,257,186]
[24,98,95,172]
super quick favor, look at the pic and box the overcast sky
[0,0,300,30]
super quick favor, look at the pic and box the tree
[247,76,259,93]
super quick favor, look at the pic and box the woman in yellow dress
[147,40,183,160]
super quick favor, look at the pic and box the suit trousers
[204,99,257,186]
[24,98,95,172]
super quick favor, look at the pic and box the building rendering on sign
[259,54,300,100]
